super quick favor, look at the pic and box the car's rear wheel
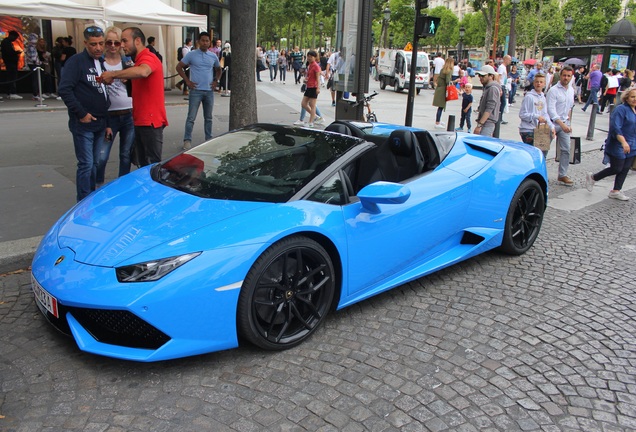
[499,179,545,255]
[237,236,335,350]
[379,76,386,90]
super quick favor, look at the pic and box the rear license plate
[32,275,59,318]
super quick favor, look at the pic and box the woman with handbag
[432,57,454,129]
[518,73,555,156]
[586,89,636,201]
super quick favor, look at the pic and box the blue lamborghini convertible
[31,121,548,361]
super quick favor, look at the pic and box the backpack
[177,46,184,61]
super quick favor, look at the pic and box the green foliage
[460,13,486,48]
[562,0,621,40]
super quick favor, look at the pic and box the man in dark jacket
[58,25,110,202]
[0,30,23,99]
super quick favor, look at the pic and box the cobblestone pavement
[1,152,635,432]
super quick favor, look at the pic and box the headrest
[325,123,353,136]
[388,129,417,158]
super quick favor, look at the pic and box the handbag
[300,83,307,92]
[446,84,459,101]
[533,123,552,152]
[257,59,266,72]
[555,136,582,164]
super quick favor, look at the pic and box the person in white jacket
[518,73,555,156]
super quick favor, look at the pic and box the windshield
[155,124,362,202]
[406,53,429,74]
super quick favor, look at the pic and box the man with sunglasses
[58,25,110,202]
[100,27,168,167]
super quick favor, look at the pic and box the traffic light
[417,0,429,10]
[416,15,441,38]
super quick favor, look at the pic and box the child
[455,83,473,133]
[458,68,468,93]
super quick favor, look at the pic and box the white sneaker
[32,96,43,101]
[435,123,445,129]
[307,123,315,128]
[608,190,629,201]
[8,94,23,100]
[585,172,595,192]
[314,116,324,125]
[43,93,51,99]
[56,96,62,101]
[293,120,307,126]
[51,93,59,98]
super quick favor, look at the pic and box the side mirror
[357,181,411,213]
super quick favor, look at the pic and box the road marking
[548,174,636,211]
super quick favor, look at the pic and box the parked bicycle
[347,91,379,122]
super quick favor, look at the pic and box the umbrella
[523,59,537,66]
[563,57,587,66]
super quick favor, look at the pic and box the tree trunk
[229,0,258,129]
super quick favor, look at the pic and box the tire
[237,236,335,350]
[499,179,545,255]
[394,82,402,93]
[379,76,386,90]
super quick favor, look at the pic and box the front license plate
[32,275,59,318]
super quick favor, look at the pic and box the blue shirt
[606,103,636,159]
[182,49,220,91]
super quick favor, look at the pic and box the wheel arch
[525,172,548,205]
[289,230,344,310]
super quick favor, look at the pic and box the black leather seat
[324,123,353,136]
[373,129,425,183]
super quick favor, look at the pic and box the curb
[0,236,42,274]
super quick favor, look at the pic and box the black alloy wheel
[499,179,545,255]
[237,236,335,350]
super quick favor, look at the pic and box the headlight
[116,252,201,282]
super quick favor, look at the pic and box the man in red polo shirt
[100,27,168,166]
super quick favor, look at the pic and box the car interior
[324,122,442,195]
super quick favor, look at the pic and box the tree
[467,0,498,56]
[562,0,621,41]
[230,0,258,129]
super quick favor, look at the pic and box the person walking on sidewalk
[301,50,321,127]
[266,45,279,82]
[586,88,636,201]
[96,26,135,185]
[473,65,501,137]
[175,31,221,150]
[58,25,110,202]
[100,27,168,167]
[547,66,575,186]
[518,73,555,154]
[432,57,453,129]
[582,63,602,114]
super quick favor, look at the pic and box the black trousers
[134,125,164,166]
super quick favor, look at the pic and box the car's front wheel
[499,179,545,255]
[237,236,335,350]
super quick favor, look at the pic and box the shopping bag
[446,85,459,101]
[533,123,552,152]
[555,136,582,164]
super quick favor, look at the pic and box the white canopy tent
[1,0,208,86]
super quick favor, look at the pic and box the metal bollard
[446,115,455,131]
[608,103,615,115]
[221,66,230,97]
[586,103,598,141]
[35,66,47,107]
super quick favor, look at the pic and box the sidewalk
[0,82,611,272]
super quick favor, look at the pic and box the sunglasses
[85,26,104,36]
[106,40,121,46]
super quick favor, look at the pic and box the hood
[57,169,270,267]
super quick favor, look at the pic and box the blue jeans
[269,64,278,81]
[184,89,214,142]
[97,112,135,183]
[583,86,600,112]
[279,65,286,82]
[299,105,322,121]
[68,116,107,202]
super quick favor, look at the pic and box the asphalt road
[1,79,636,431]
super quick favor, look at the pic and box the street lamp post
[389,33,394,49]
[565,16,574,45]
[382,7,391,48]
[458,26,465,62]
[508,0,520,56]
[319,21,324,54]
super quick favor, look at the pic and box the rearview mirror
[357,181,411,213]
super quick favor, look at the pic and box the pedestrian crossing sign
[416,16,441,38]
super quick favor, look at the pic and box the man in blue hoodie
[59,25,110,202]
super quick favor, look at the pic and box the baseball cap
[475,65,497,76]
